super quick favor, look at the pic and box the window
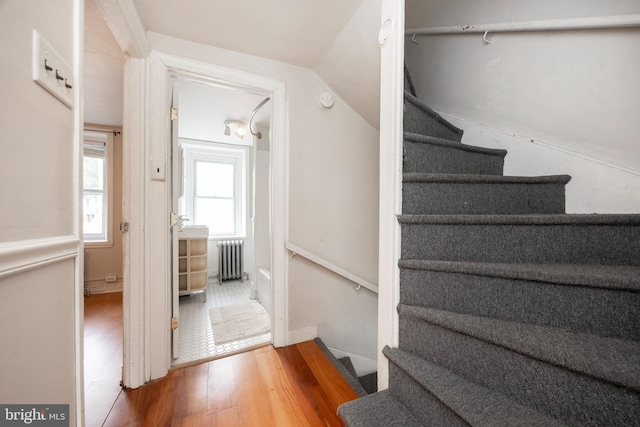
[83,130,113,245]
[182,141,247,238]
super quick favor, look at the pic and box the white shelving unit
[178,237,208,300]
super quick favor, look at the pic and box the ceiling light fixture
[224,120,245,139]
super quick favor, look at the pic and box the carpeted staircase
[338,74,640,426]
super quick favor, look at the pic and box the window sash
[181,141,247,238]
[83,130,113,245]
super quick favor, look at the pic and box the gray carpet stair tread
[398,305,640,390]
[398,260,640,291]
[403,173,571,185]
[338,357,359,380]
[404,132,506,155]
[400,214,640,265]
[398,213,640,226]
[313,338,367,397]
[338,390,425,427]
[403,174,568,215]
[404,90,464,139]
[358,372,378,394]
[383,346,567,427]
[404,64,418,97]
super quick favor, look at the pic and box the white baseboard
[287,326,318,345]
[85,281,123,294]
[328,347,377,377]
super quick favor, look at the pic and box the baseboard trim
[85,282,123,294]
[287,326,318,345]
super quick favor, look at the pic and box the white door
[170,78,181,358]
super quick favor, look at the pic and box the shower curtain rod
[249,97,271,139]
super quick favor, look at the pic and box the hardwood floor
[84,292,359,426]
[84,292,124,427]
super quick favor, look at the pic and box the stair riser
[403,182,566,215]
[401,223,640,265]
[398,317,640,426]
[389,362,468,427]
[404,102,463,141]
[400,268,640,340]
[404,141,504,175]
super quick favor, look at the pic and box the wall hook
[482,31,493,44]
[289,252,296,261]
[353,283,361,291]
[411,34,420,44]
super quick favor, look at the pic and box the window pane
[196,161,234,198]
[195,198,234,235]
[83,193,104,236]
[84,156,104,190]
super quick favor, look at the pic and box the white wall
[148,33,380,362]
[315,0,382,129]
[0,0,81,425]
[84,0,124,127]
[442,115,640,213]
[405,0,640,211]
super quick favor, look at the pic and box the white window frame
[181,140,248,239]
[83,130,114,247]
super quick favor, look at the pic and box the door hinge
[171,107,178,121]
[120,222,129,233]
[170,212,179,227]
[171,317,179,330]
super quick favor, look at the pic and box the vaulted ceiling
[86,0,381,129]
[131,0,367,68]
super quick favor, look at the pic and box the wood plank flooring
[84,292,124,427]
[84,292,359,426]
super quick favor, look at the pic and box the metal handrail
[406,14,640,38]
[285,241,378,293]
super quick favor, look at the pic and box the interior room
[4,1,639,426]
[170,77,273,366]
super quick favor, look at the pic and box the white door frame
[122,50,288,386]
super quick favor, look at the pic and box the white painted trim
[377,0,405,391]
[131,51,288,383]
[0,236,79,279]
[83,130,115,246]
[85,282,123,295]
[73,0,85,424]
[95,0,150,58]
[287,325,318,345]
[146,53,172,380]
[406,14,640,36]
[285,242,378,293]
[272,93,289,348]
[122,56,148,389]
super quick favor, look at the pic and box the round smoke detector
[318,91,334,109]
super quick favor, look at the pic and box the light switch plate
[151,161,166,181]
[32,30,73,108]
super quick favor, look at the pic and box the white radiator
[217,240,245,282]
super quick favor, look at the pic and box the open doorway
[170,77,273,366]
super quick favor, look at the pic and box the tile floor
[172,279,271,367]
